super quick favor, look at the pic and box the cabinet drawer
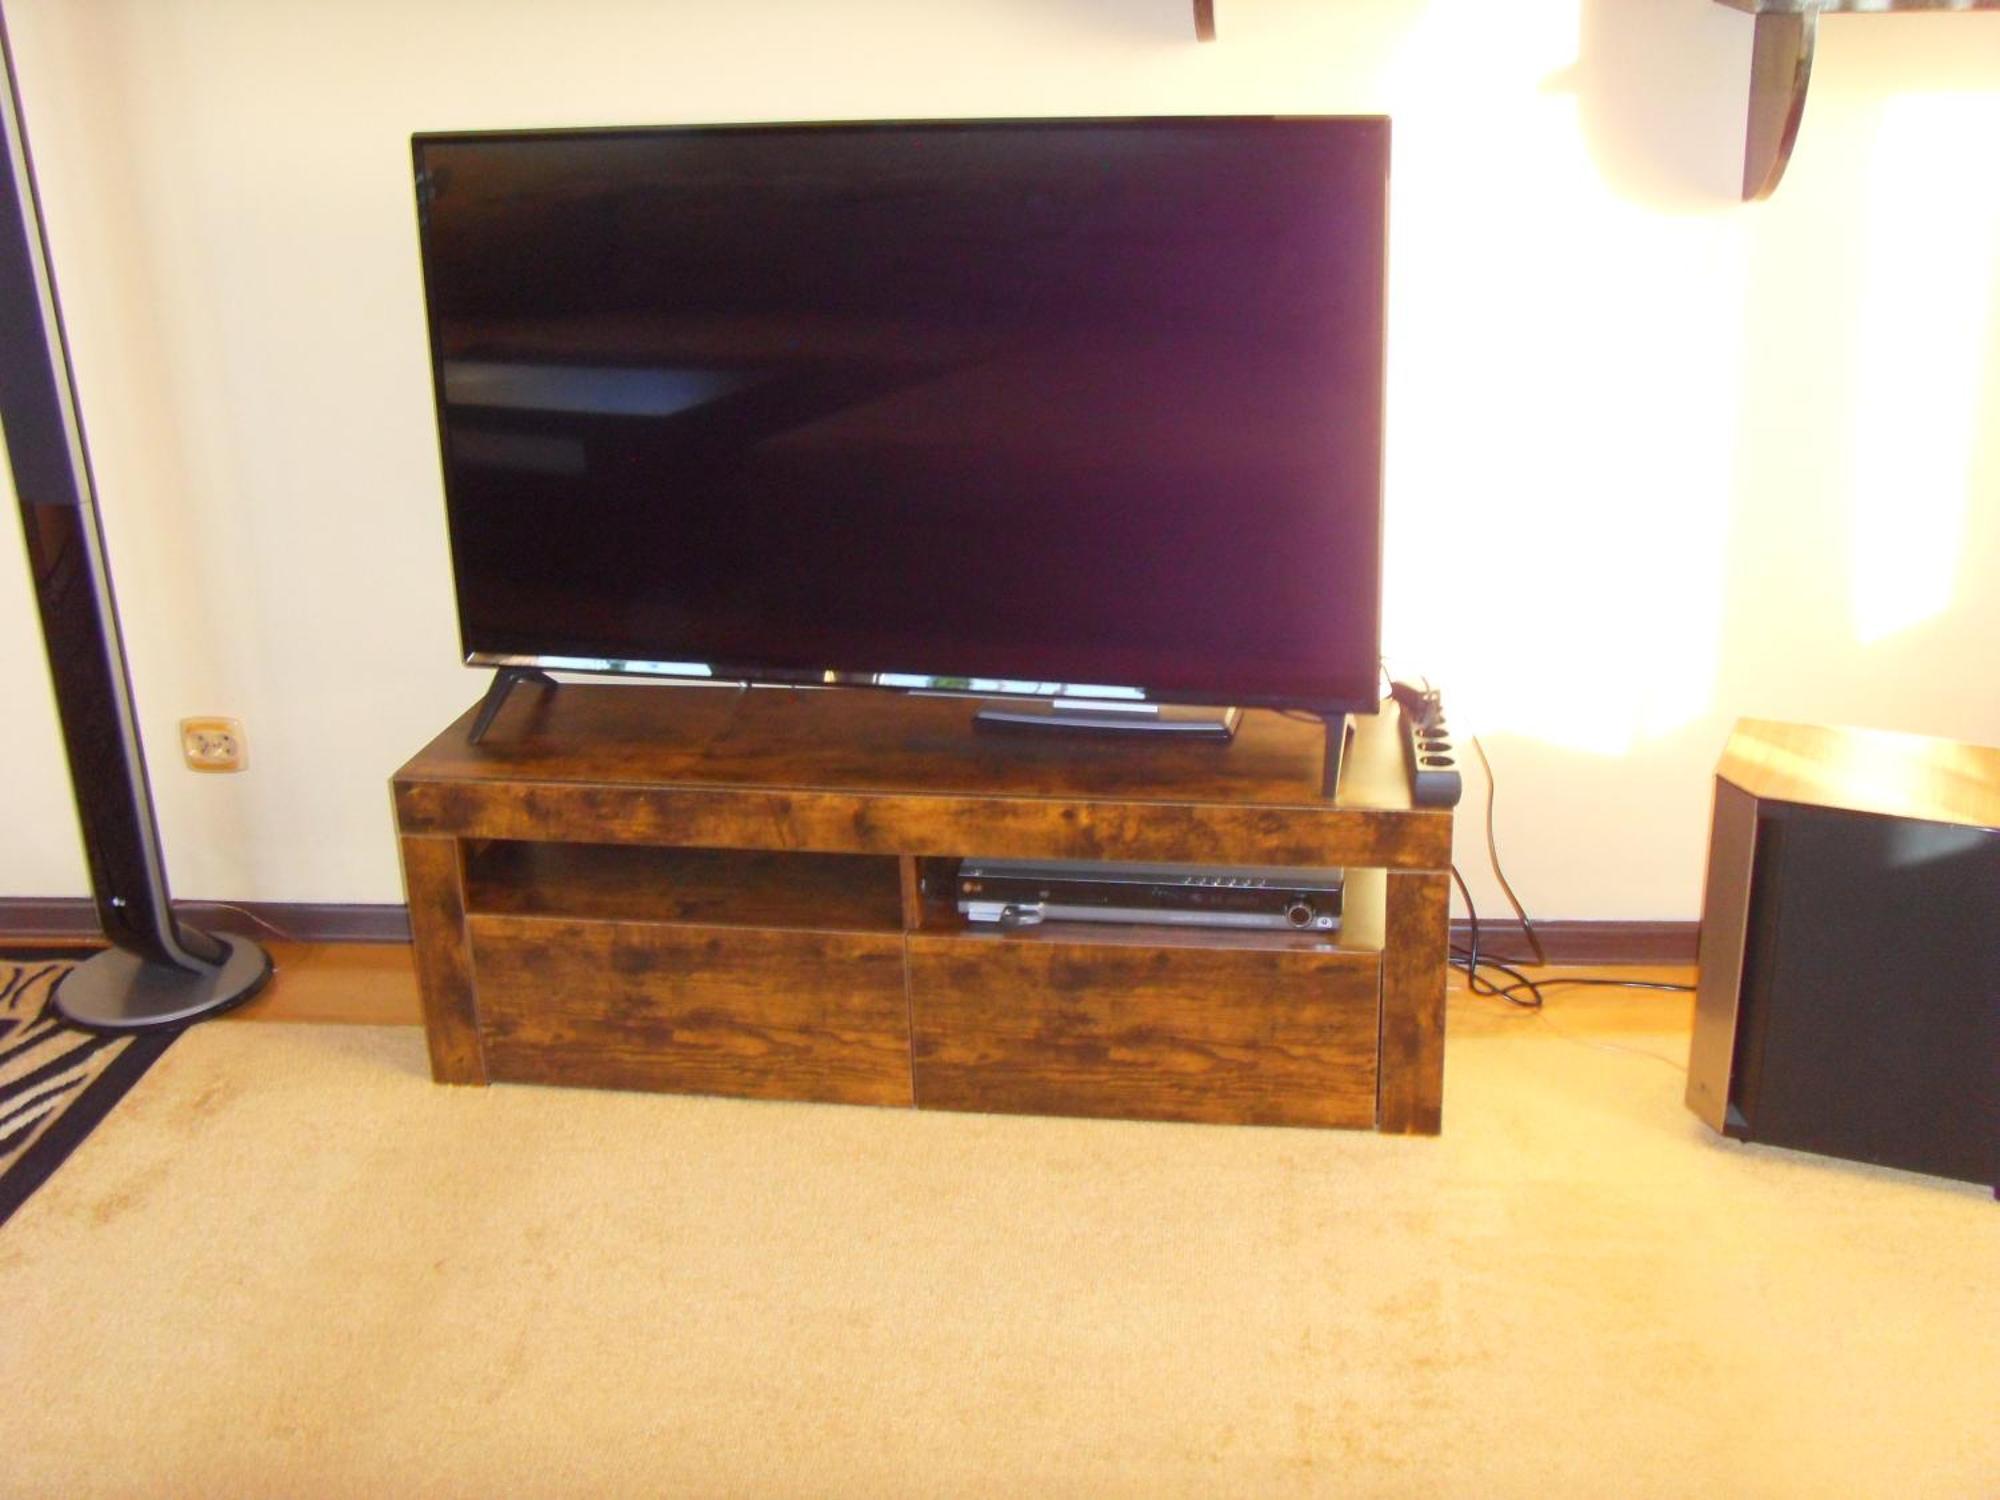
[908,930,1380,1127]
[468,915,912,1106]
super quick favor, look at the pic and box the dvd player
[956,859,1343,932]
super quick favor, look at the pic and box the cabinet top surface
[395,682,1426,815]
[1713,1,2000,12]
[1718,717,2000,830]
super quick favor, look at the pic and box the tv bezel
[412,115,1389,719]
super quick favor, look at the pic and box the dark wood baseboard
[4,897,1693,965]
[0,898,411,946]
[1452,919,1697,966]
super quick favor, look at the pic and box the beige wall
[3,0,1996,918]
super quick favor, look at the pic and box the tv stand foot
[469,667,556,744]
[1322,714,1351,801]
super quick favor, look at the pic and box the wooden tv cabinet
[392,683,1453,1133]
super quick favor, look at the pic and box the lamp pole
[0,2,270,1028]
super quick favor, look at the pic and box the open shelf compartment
[462,840,907,934]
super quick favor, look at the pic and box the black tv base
[972,699,1242,739]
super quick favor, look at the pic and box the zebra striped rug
[0,955,178,1227]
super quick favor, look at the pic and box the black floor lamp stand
[0,6,269,1030]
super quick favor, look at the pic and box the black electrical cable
[1451,864,1545,1006]
[1470,736,1547,967]
[1287,668,1693,1002]
[1453,717,1694,1000]
[1451,869,1693,1006]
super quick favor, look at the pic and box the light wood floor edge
[227,942,425,1026]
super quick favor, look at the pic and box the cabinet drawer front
[908,935,1379,1128]
[469,915,912,1106]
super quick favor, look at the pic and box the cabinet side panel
[1686,779,1759,1131]
[399,834,486,1084]
[1378,871,1448,1135]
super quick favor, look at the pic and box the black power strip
[1391,682,1463,809]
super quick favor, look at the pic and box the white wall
[3,0,1997,918]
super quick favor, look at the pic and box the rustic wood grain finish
[907,933,1380,1127]
[394,686,1448,866]
[402,683,1392,805]
[398,834,485,1083]
[1718,0,2000,12]
[392,683,1453,1131]
[470,915,913,1105]
[1377,872,1449,1134]
[1717,718,2000,831]
[396,779,1449,870]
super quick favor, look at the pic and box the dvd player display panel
[956,858,1342,932]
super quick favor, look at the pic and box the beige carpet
[1,997,1993,1498]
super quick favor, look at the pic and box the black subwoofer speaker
[1688,721,1998,1190]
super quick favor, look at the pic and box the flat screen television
[411,116,1388,720]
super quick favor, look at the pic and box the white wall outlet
[180,716,246,772]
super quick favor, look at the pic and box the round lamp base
[53,934,273,1033]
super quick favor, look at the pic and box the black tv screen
[412,117,1388,712]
